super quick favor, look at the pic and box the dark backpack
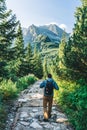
[45,80,53,95]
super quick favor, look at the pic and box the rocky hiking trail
[5,80,74,130]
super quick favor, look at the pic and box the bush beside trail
[54,78,87,130]
[0,74,37,130]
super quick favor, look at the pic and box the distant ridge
[22,24,69,45]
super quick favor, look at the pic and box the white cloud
[59,24,67,31]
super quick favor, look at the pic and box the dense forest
[0,0,87,130]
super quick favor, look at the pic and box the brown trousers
[43,96,53,119]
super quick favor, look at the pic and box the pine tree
[43,56,48,79]
[81,0,87,6]
[15,23,24,59]
[14,23,25,77]
[58,31,67,69]
[26,43,33,61]
[31,45,43,78]
[24,43,33,74]
[0,1,18,60]
[33,43,38,57]
[0,0,18,79]
[64,1,87,79]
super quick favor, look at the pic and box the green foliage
[23,43,34,75]
[13,23,26,77]
[36,35,51,42]
[54,78,87,130]
[64,4,87,80]
[6,59,21,81]
[16,74,37,91]
[68,79,87,130]
[0,105,7,130]
[0,0,18,50]
[40,42,59,51]
[43,57,48,79]
[26,43,33,61]
[58,31,67,69]
[31,46,43,79]
[81,0,87,6]
[14,23,24,58]
[0,74,37,130]
[0,79,18,100]
[51,2,87,130]
[0,0,18,80]
[0,91,3,104]
[0,61,8,79]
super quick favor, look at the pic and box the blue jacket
[40,78,59,97]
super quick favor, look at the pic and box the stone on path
[56,118,68,123]
[30,121,43,129]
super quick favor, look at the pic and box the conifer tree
[0,0,18,79]
[43,56,48,79]
[14,23,25,77]
[31,45,43,78]
[15,23,24,59]
[24,43,33,74]
[33,43,38,57]
[58,31,67,69]
[81,0,87,6]
[64,1,87,79]
[26,43,33,61]
[0,0,18,60]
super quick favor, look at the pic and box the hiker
[40,73,59,121]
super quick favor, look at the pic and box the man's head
[48,73,52,78]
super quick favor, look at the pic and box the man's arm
[53,81,59,90]
[40,81,45,88]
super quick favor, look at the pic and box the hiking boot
[43,119,49,122]
[49,115,51,118]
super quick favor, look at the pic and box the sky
[6,0,81,33]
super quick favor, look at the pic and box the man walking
[40,73,59,121]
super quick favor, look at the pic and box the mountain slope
[22,24,69,45]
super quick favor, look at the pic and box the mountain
[22,24,69,46]
[22,24,70,60]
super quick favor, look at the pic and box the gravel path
[5,80,74,130]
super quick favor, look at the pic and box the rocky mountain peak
[22,24,69,45]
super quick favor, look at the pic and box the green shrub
[0,79,18,100]
[0,105,7,130]
[0,74,37,130]
[0,91,3,103]
[68,80,87,130]
[16,74,37,91]
[55,79,87,130]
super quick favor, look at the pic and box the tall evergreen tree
[0,0,18,79]
[58,31,67,69]
[81,0,87,6]
[24,43,33,74]
[31,45,43,78]
[33,43,38,57]
[14,23,25,77]
[26,43,33,61]
[0,0,18,60]
[43,56,48,79]
[50,31,67,79]
[15,23,24,59]
[64,1,87,79]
